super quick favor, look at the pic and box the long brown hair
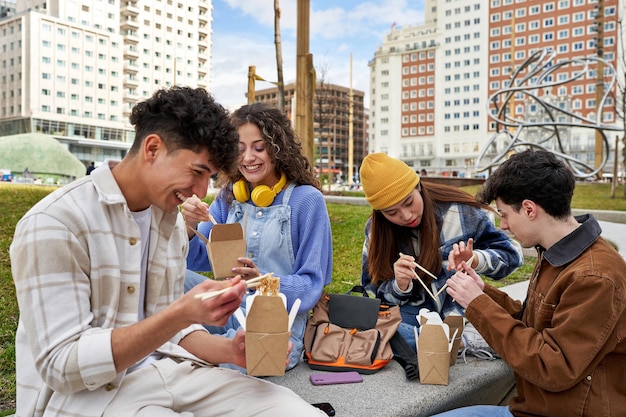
[367,182,492,285]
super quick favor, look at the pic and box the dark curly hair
[476,149,574,220]
[128,86,239,173]
[218,102,320,192]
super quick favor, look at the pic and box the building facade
[254,82,368,185]
[369,0,623,178]
[0,0,211,168]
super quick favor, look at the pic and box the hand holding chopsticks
[399,252,476,301]
[194,273,272,301]
[399,252,438,301]
[436,253,477,298]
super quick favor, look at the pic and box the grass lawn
[1,181,625,412]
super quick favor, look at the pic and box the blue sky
[209,0,425,110]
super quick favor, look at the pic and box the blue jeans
[395,304,422,351]
[431,405,513,417]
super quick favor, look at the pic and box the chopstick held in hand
[193,273,273,301]
[399,252,437,301]
[435,253,477,298]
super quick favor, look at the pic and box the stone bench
[268,356,515,416]
[5,357,514,417]
[266,281,529,416]
[5,282,529,417]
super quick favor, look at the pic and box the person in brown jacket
[432,149,626,417]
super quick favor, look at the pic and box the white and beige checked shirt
[11,162,206,417]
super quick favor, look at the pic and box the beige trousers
[103,358,325,417]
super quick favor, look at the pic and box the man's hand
[445,260,484,308]
[180,277,246,327]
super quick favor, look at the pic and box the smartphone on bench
[312,402,336,416]
[310,371,363,385]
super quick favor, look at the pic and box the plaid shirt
[11,162,204,417]
[361,202,524,317]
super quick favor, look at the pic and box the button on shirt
[11,161,205,417]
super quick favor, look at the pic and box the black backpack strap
[390,332,419,381]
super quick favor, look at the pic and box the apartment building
[0,0,211,167]
[254,82,368,184]
[369,0,622,178]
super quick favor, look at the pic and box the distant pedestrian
[86,161,96,175]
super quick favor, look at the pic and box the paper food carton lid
[209,223,244,242]
[418,323,450,352]
[443,315,464,332]
[246,296,288,332]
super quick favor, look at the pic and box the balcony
[123,61,139,74]
[124,90,140,102]
[122,30,139,44]
[198,24,209,36]
[123,75,139,88]
[123,44,139,59]
[121,1,139,17]
[120,17,139,31]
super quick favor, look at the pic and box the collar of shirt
[543,214,602,267]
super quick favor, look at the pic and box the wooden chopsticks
[435,253,477,297]
[400,252,437,300]
[187,224,208,244]
[181,193,217,243]
[194,273,272,301]
[400,252,477,300]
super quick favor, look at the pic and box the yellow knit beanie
[360,153,420,210]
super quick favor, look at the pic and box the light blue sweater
[187,185,333,312]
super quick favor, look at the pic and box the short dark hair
[128,86,238,173]
[476,149,575,219]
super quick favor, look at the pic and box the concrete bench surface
[6,358,514,417]
[268,356,514,417]
[266,282,528,417]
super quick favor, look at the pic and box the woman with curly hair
[182,102,333,371]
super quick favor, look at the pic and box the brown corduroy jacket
[466,215,626,417]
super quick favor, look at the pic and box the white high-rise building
[0,0,211,166]
[369,0,623,178]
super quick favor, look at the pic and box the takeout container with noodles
[239,273,300,376]
[414,309,464,385]
[187,221,246,280]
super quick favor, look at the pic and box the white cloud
[210,0,425,109]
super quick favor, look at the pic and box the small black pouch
[328,286,381,330]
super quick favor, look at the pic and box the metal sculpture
[476,49,621,178]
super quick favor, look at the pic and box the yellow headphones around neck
[233,172,287,207]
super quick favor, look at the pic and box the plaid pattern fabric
[11,162,203,417]
[362,202,524,317]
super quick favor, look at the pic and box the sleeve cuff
[393,279,413,294]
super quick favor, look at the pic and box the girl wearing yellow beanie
[359,153,524,350]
